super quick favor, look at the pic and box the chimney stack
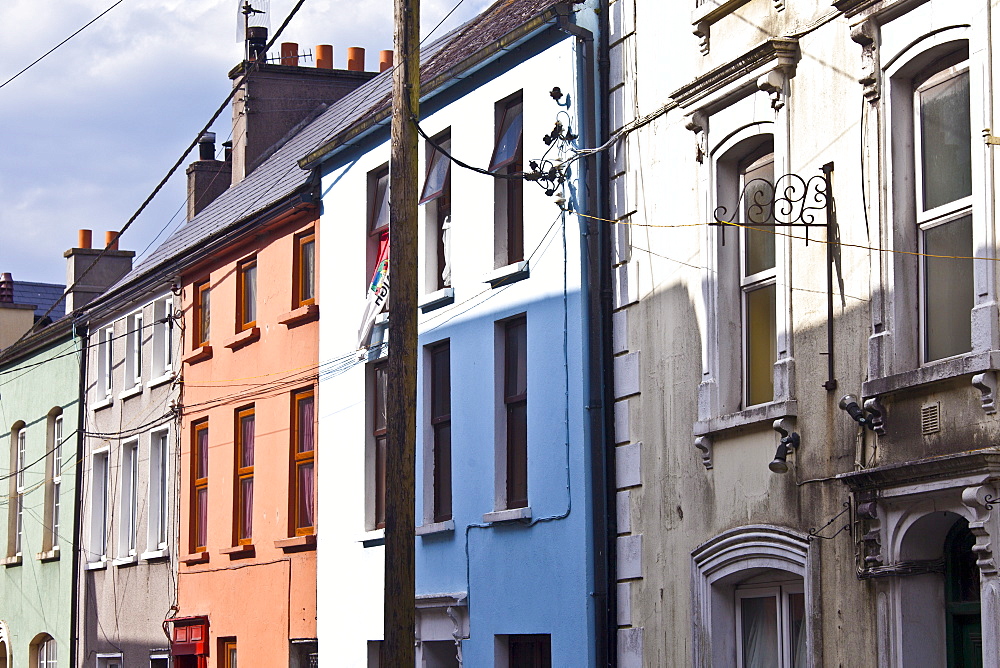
[186,132,232,220]
[65,231,134,312]
[347,47,365,72]
[0,272,37,350]
[380,50,393,72]
[281,42,299,66]
[0,273,12,304]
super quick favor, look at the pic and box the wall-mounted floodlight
[839,394,878,430]
[770,420,801,474]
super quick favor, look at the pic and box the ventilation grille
[921,402,941,435]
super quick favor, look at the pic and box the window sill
[693,399,797,437]
[416,520,455,536]
[180,552,209,565]
[482,507,532,523]
[36,547,60,562]
[112,555,138,567]
[361,528,385,548]
[147,372,175,390]
[862,350,1000,398]
[182,345,213,365]
[224,327,260,351]
[691,0,751,25]
[275,535,316,552]
[83,558,107,571]
[484,261,529,288]
[91,396,113,412]
[419,288,455,313]
[220,543,255,559]
[279,304,319,327]
[117,384,143,402]
[1,555,21,567]
[141,548,170,562]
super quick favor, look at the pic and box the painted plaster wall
[77,288,180,666]
[318,28,598,667]
[610,0,1000,665]
[178,211,319,666]
[0,331,79,666]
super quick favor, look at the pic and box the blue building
[308,0,613,665]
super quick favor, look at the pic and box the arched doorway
[944,519,982,667]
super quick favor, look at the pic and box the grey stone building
[606,0,1000,665]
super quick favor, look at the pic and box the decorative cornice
[838,451,1000,493]
[670,38,800,109]
[832,0,879,17]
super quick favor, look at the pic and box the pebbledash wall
[0,322,79,667]
[315,3,603,666]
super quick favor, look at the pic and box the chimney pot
[105,231,119,251]
[247,26,268,62]
[347,47,366,72]
[379,50,393,72]
[198,132,217,161]
[78,229,92,249]
[316,44,333,69]
[0,273,12,304]
[281,42,299,66]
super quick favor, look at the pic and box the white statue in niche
[441,214,452,288]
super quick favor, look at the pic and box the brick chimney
[186,132,232,221]
[64,229,135,312]
[0,273,36,350]
[228,34,380,183]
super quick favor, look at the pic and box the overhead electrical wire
[0,0,125,90]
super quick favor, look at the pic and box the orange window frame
[222,639,237,668]
[294,231,316,308]
[191,421,209,553]
[194,281,211,347]
[373,363,387,530]
[292,389,316,535]
[235,407,254,545]
[237,257,257,331]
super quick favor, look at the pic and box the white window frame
[37,636,58,668]
[734,582,805,668]
[96,653,123,668]
[148,430,169,552]
[126,312,143,387]
[50,414,63,549]
[152,298,173,377]
[120,440,138,557]
[149,653,170,668]
[90,448,110,561]
[101,326,114,397]
[14,428,25,557]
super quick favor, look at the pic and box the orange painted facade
[176,207,319,667]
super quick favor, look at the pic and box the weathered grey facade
[608,0,1000,665]
[76,281,180,668]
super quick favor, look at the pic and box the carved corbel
[963,484,998,576]
[850,18,880,103]
[973,370,998,414]
[694,435,713,470]
[856,492,883,569]
[757,69,786,111]
[863,397,886,435]
[446,604,465,664]
[686,111,708,163]
[693,20,710,56]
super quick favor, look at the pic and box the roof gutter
[298,6,564,170]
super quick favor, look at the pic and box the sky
[0,0,490,286]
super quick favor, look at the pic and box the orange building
[173,196,320,667]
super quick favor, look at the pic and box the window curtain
[298,463,314,528]
[741,597,779,668]
[299,398,314,453]
[241,418,254,468]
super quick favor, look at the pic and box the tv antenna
[237,0,270,41]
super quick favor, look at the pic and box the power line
[0,0,125,90]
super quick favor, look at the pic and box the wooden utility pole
[385,0,419,663]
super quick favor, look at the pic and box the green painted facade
[0,323,79,667]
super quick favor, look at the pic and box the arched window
[29,634,57,668]
[6,421,26,559]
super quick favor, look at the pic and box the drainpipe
[555,4,616,666]
[70,322,87,667]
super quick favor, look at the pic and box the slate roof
[12,281,66,321]
[116,0,564,291]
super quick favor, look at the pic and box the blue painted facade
[313,1,606,664]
